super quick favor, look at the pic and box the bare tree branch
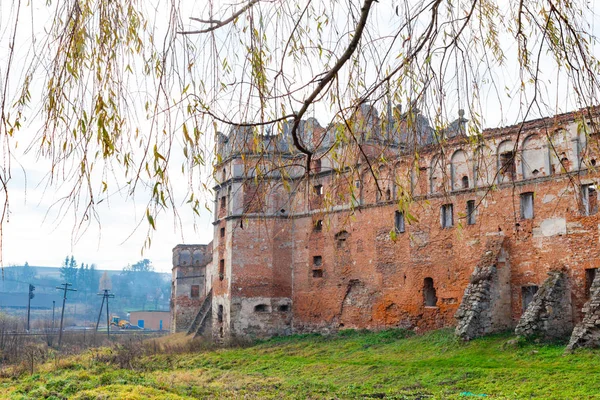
[179,0,261,35]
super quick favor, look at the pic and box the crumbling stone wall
[515,270,573,339]
[455,236,511,341]
[567,272,600,350]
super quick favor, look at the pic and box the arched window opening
[461,176,469,189]
[335,231,350,248]
[423,277,438,307]
[451,150,470,190]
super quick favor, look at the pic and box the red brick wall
[210,109,600,337]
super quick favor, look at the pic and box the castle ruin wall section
[201,108,600,340]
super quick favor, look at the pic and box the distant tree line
[3,257,170,317]
[59,256,99,298]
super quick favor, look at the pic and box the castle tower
[211,128,294,341]
[170,244,212,333]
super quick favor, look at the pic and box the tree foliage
[0,0,599,251]
[118,259,169,310]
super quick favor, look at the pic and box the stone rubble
[515,270,572,340]
[455,236,508,341]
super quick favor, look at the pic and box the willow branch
[179,0,260,35]
[290,0,376,169]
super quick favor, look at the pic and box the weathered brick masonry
[172,106,600,344]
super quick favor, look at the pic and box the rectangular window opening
[466,200,476,225]
[314,219,323,232]
[190,284,200,298]
[441,204,454,228]
[586,268,597,299]
[220,227,225,238]
[521,285,539,312]
[500,151,516,179]
[313,256,322,267]
[312,269,323,278]
[520,192,534,220]
[219,259,225,281]
[582,184,598,216]
[395,211,405,233]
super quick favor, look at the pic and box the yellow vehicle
[110,316,132,329]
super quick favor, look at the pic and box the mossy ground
[2,329,599,399]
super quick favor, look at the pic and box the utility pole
[95,289,115,338]
[52,301,56,331]
[56,283,77,347]
[26,284,35,332]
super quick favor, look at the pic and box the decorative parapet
[214,104,443,161]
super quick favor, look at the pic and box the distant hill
[3,266,170,280]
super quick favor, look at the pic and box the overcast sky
[3,150,214,272]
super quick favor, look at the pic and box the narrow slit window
[585,268,597,299]
[220,227,225,238]
[218,305,224,323]
[395,211,405,233]
[466,200,476,225]
[219,259,225,281]
[520,192,534,219]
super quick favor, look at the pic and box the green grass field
[2,329,599,399]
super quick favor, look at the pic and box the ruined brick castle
[170,105,600,349]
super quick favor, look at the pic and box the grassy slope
[2,329,599,399]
